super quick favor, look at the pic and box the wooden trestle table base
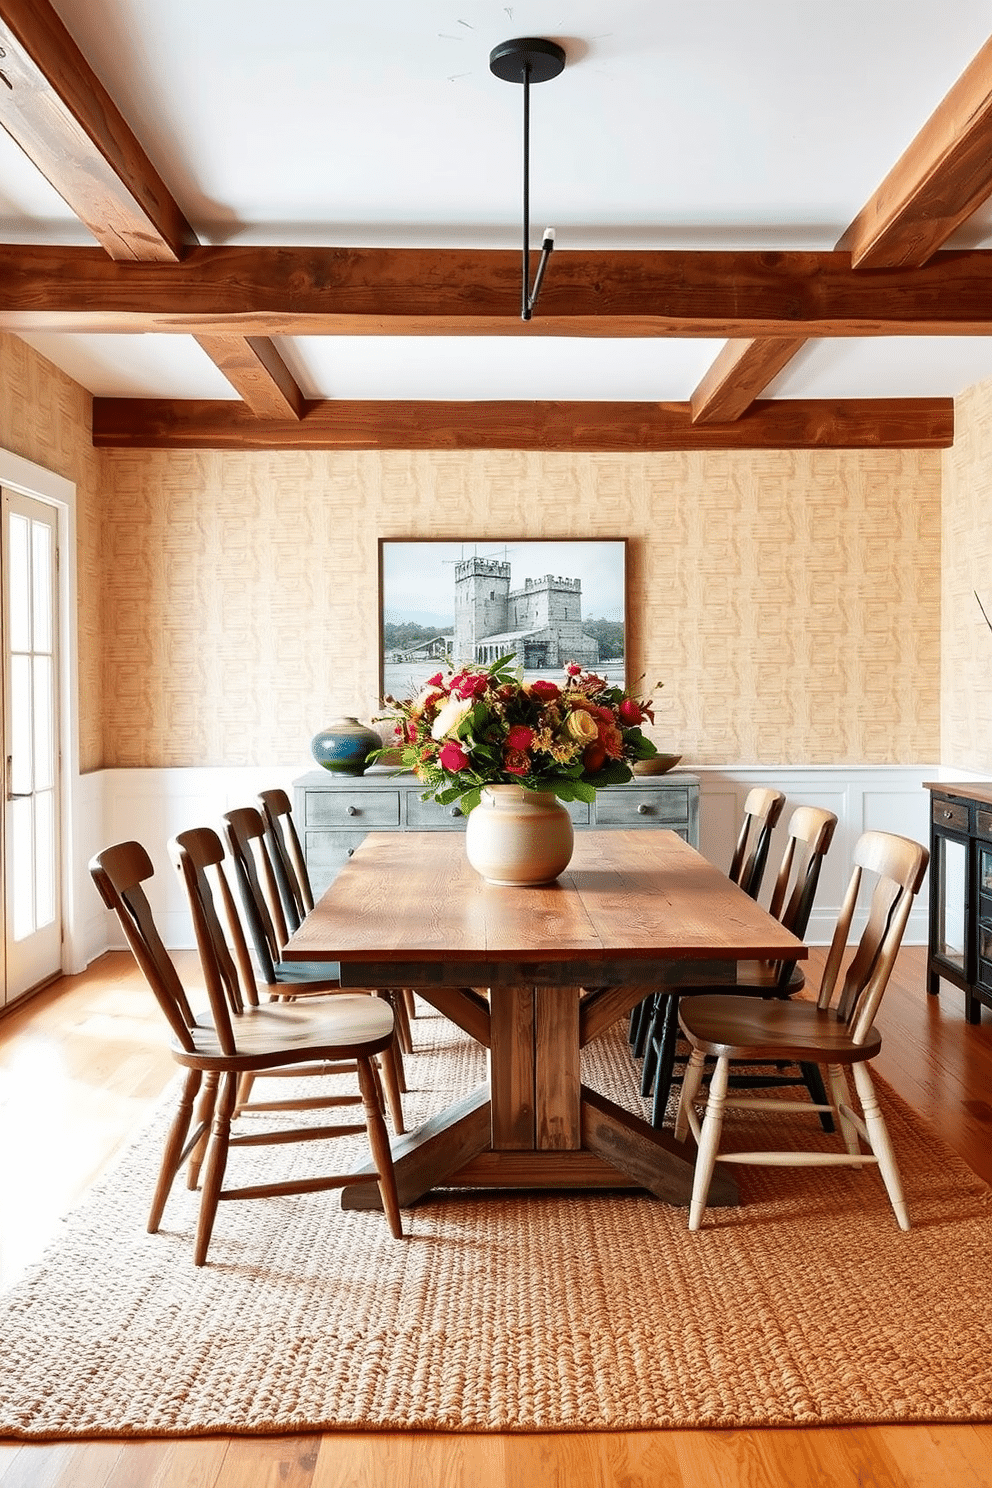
[283,828,807,1211]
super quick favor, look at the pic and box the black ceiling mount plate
[489,37,566,85]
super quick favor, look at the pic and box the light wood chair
[224,805,414,1066]
[673,829,929,1231]
[640,805,838,1126]
[90,838,404,1265]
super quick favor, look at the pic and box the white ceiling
[6,0,992,404]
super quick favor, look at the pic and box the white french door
[2,489,62,1002]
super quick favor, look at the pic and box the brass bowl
[633,754,682,776]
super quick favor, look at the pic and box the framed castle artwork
[378,538,627,701]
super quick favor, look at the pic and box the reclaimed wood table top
[283,828,807,980]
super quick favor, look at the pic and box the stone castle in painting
[453,556,600,670]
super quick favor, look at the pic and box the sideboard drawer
[305,790,400,829]
[596,787,689,827]
[405,793,469,829]
[977,809,992,843]
[932,797,969,833]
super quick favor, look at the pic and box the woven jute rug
[1,1003,991,1439]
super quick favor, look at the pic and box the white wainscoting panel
[81,763,953,962]
[90,764,306,956]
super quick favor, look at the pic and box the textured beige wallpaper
[99,444,942,769]
[0,333,104,773]
[942,383,992,772]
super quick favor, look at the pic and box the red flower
[618,698,643,725]
[503,749,531,776]
[439,739,470,771]
[427,671,445,687]
[566,662,582,676]
[530,679,560,700]
[506,724,535,750]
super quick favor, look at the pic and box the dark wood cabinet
[925,781,992,1023]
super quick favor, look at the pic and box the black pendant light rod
[520,63,554,320]
[490,37,566,322]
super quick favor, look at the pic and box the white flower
[431,695,473,741]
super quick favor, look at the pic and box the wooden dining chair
[629,786,787,1057]
[639,805,838,1127]
[187,819,406,1126]
[90,838,404,1265]
[258,787,313,929]
[224,805,414,1063]
[258,786,420,1043]
[673,829,929,1231]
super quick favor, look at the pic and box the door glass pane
[31,520,52,653]
[33,655,53,790]
[10,653,32,796]
[34,790,55,929]
[981,847,992,897]
[936,835,967,970]
[11,796,33,941]
[8,512,30,652]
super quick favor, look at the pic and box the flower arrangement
[374,654,661,813]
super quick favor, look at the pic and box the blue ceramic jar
[310,717,380,775]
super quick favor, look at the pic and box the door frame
[0,446,82,975]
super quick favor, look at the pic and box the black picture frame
[378,538,628,702]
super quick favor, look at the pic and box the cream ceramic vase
[465,784,575,886]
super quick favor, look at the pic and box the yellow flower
[565,708,599,744]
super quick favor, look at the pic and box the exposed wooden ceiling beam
[0,0,195,262]
[0,0,304,417]
[193,335,308,420]
[837,35,992,269]
[691,34,992,421]
[5,245,992,338]
[90,396,953,452]
[690,338,809,424]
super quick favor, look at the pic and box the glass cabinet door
[932,832,969,976]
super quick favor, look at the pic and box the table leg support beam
[580,1085,738,1207]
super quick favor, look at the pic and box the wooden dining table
[283,827,807,1211]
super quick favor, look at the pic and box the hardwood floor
[2,945,992,1486]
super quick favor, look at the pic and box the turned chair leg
[148,1069,201,1232]
[357,1057,404,1239]
[194,1070,238,1266]
[687,1055,730,1231]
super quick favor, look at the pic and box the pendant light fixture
[489,37,566,321]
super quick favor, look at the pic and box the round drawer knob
[450,806,462,817]
[347,805,358,817]
[943,810,953,819]
[637,803,650,815]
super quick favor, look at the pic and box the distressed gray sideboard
[294,768,700,899]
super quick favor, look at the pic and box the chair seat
[182,994,396,1069]
[678,993,882,1064]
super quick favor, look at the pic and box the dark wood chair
[674,829,929,1230]
[640,804,838,1127]
[257,787,313,929]
[90,837,404,1265]
[629,786,787,1059]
